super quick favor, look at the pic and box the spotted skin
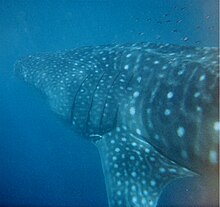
[15,42,219,207]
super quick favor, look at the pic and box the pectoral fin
[95,128,195,207]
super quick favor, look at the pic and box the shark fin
[95,128,195,207]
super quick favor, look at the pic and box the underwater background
[0,0,219,206]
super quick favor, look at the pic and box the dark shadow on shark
[15,42,219,207]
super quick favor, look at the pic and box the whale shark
[15,42,219,207]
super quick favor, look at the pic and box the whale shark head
[15,43,219,207]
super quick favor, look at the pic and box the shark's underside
[15,42,219,207]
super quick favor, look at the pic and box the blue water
[0,0,218,206]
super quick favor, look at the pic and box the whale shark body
[15,42,219,207]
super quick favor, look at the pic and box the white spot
[116,172,120,177]
[141,198,147,204]
[117,181,122,186]
[154,60,160,64]
[136,128,141,135]
[183,36,189,41]
[117,190,121,196]
[131,185,136,191]
[164,109,171,116]
[126,53,132,58]
[159,167,165,173]
[132,196,137,203]
[177,126,185,137]
[145,148,150,153]
[150,180,156,186]
[115,148,120,152]
[199,75,206,81]
[130,156,135,160]
[209,150,218,164]
[133,91,140,98]
[150,157,155,162]
[124,64,129,70]
[129,107,135,115]
[186,54,192,58]
[178,70,184,75]
[162,65,168,70]
[196,106,202,112]
[194,92,200,98]
[121,137,127,142]
[143,190,148,195]
[131,172,137,177]
[154,134,159,140]
[114,164,118,168]
[169,168,177,173]
[112,156,117,161]
[158,71,165,77]
[116,127,120,132]
[110,140,115,144]
[149,200,154,206]
[132,142,137,147]
[213,121,220,131]
[167,91,174,99]
[137,76,142,82]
